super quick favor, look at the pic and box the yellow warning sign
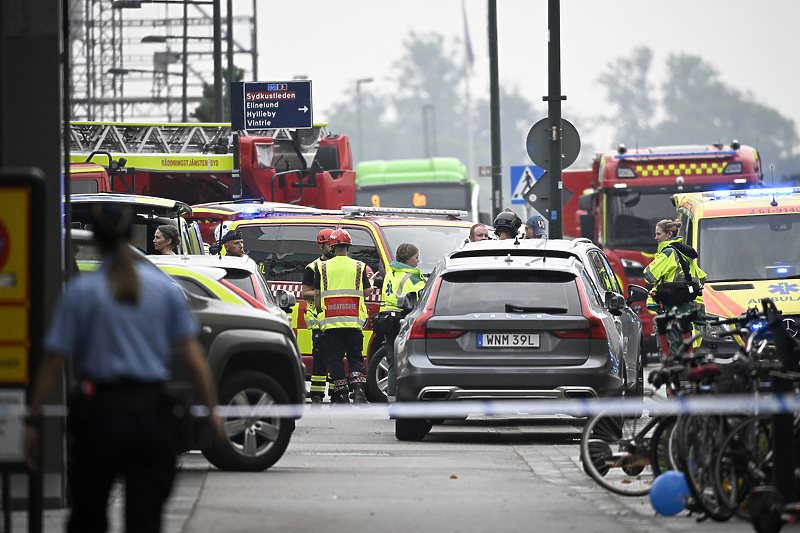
[0,187,30,383]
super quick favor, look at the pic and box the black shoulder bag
[653,246,702,308]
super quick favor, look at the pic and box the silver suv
[393,238,648,441]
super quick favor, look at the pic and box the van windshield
[605,190,675,251]
[698,214,800,281]
[380,224,471,275]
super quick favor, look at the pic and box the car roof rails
[341,206,469,219]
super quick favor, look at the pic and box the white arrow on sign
[299,106,309,113]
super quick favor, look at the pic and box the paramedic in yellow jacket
[302,228,334,406]
[380,243,426,403]
[643,219,706,358]
[314,229,376,405]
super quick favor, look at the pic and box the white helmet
[213,221,231,242]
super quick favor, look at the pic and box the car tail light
[407,278,464,340]
[580,288,609,339]
[220,279,271,313]
[426,328,465,339]
[552,329,589,339]
[553,285,608,340]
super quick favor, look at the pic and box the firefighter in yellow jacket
[302,228,333,406]
[314,229,376,405]
[380,243,426,403]
[643,219,706,357]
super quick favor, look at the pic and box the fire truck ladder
[69,121,331,156]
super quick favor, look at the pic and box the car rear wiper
[505,303,567,314]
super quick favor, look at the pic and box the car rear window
[434,270,581,316]
[223,271,256,299]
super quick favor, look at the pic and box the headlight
[702,322,737,344]
[723,162,743,174]
[617,166,636,178]
[620,258,644,277]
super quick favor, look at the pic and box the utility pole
[488,0,502,219]
[181,0,189,121]
[212,0,223,121]
[226,0,234,118]
[546,0,563,238]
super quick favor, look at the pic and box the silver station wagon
[393,238,648,440]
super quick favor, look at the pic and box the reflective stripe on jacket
[319,255,367,330]
[304,258,324,329]
[381,262,425,311]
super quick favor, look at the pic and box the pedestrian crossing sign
[510,165,545,205]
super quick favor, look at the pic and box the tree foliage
[192,66,245,122]
[597,48,800,179]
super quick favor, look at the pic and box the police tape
[11,392,800,420]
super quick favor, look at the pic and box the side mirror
[274,289,296,312]
[604,291,625,316]
[579,213,595,240]
[626,284,649,306]
[578,192,594,211]
[397,292,418,312]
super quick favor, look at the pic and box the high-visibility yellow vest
[304,258,324,329]
[644,238,706,310]
[319,255,367,330]
[382,265,425,312]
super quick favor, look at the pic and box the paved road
[12,404,764,532]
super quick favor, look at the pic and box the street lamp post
[212,0,222,121]
[182,0,189,121]
[355,77,373,163]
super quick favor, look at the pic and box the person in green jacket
[380,243,426,403]
[643,219,707,358]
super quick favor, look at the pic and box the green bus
[354,158,480,221]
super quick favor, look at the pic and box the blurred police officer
[493,210,522,240]
[302,228,334,406]
[25,204,223,533]
[524,215,547,239]
[314,229,376,405]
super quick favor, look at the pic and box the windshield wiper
[505,303,567,314]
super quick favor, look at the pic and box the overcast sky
[243,0,800,154]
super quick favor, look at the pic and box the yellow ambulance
[672,187,800,356]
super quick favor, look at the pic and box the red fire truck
[564,141,763,357]
[67,121,356,210]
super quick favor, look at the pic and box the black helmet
[493,210,522,235]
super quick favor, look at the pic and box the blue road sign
[231,81,313,130]
[510,165,545,205]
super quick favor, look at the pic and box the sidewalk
[9,453,208,533]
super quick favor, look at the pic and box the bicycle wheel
[713,415,773,520]
[676,413,737,521]
[580,409,658,496]
[650,416,678,477]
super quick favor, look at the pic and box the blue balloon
[649,471,690,516]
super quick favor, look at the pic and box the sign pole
[488,0,503,219]
[546,0,563,239]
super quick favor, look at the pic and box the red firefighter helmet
[317,228,333,244]
[329,228,352,246]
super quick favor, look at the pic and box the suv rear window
[434,270,581,316]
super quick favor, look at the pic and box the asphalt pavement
[8,391,784,532]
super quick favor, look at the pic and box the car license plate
[476,333,540,348]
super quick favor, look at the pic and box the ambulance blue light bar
[341,206,469,218]
[702,187,800,199]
